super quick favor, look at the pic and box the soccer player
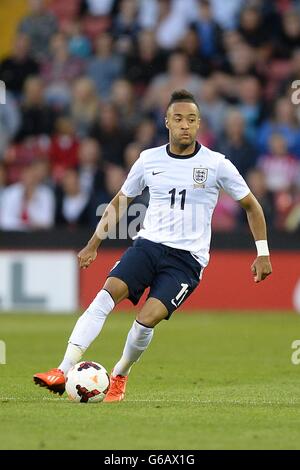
[34,90,272,401]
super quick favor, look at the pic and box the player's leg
[34,239,160,395]
[113,297,168,376]
[104,297,168,402]
[58,277,129,373]
[33,277,129,394]
[105,249,202,402]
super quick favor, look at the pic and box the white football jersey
[121,143,250,268]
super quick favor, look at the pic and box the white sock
[58,343,85,376]
[58,290,115,375]
[113,320,154,377]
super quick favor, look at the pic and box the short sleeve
[216,158,250,201]
[121,154,146,198]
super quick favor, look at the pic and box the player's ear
[165,117,169,129]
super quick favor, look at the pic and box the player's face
[166,102,200,147]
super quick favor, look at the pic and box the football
[65,361,110,403]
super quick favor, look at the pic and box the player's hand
[78,245,97,269]
[251,256,272,283]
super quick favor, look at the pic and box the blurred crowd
[0,0,300,233]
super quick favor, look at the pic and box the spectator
[0,92,21,158]
[258,97,300,157]
[191,0,223,60]
[238,6,271,51]
[77,138,106,198]
[208,42,260,104]
[143,51,202,111]
[224,42,257,77]
[15,77,57,143]
[245,168,275,227]
[278,48,300,96]
[33,158,52,187]
[41,33,86,110]
[105,164,126,199]
[276,9,300,58]
[138,0,159,30]
[125,29,166,93]
[155,0,198,50]
[49,117,80,182]
[0,33,39,97]
[111,79,141,131]
[18,0,58,61]
[134,118,159,149]
[210,0,245,30]
[78,138,108,224]
[217,109,258,176]
[198,79,227,138]
[237,75,265,142]
[179,28,213,77]
[70,77,99,138]
[113,0,140,42]
[222,29,244,56]
[258,133,300,192]
[124,142,143,170]
[90,102,132,166]
[55,168,92,227]
[65,20,92,59]
[196,117,216,148]
[0,161,55,231]
[285,195,300,232]
[87,33,124,99]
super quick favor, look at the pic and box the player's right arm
[78,191,134,269]
[78,153,146,269]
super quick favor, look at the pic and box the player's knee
[103,277,129,305]
[136,304,168,328]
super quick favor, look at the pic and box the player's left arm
[239,192,272,283]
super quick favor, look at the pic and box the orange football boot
[104,374,128,402]
[33,368,65,395]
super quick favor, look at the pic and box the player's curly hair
[166,89,200,114]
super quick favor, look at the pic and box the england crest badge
[193,168,208,186]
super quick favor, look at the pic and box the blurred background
[0,0,299,313]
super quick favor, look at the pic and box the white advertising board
[0,251,78,312]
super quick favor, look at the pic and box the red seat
[4,137,50,184]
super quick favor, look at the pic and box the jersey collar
[166,141,201,160]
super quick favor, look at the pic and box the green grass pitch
[0,311,300,450]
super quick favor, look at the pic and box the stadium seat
[264,59,292,100]
[5,137,50,184]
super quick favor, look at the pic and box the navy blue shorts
[108,238,202,319]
